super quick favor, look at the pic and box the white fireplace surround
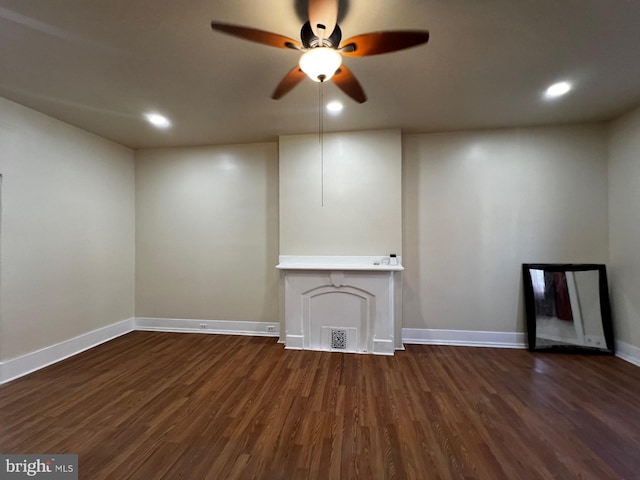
[277,256,403,355]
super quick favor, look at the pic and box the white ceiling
[1,0,640,149]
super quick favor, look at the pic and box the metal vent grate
[331,329,347,350]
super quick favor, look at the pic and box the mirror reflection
[530,270,605,348]
[523,264,614,353]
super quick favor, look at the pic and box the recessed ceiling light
[544,81,572,99]
[326,101,343,114]
[144,112,171,128]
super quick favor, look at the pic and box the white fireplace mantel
[277,255,404,271]
[278,256,403,355]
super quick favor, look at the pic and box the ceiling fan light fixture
[299,47,342,82]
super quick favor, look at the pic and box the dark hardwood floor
[1,332,639,479]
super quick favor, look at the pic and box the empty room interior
[1,0,640,479]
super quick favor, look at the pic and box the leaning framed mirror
[522,264,614,354]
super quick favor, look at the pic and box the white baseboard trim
[17,323,636,385]
[135,317,280,338]
[0,317,135,385]
[615,340,640,367]
[402,328,526,349]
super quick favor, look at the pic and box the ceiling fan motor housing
[301,21,342,49]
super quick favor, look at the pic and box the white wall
[1,93,627,363]
[279,130,402,256]
[135,143,279,322]
[608,106,640,349]
[402,125,609,333]
[0,97,135,361]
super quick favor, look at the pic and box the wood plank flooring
[1,331,639,479]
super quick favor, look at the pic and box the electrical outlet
[267,325,275,333]
[199,323,207,329]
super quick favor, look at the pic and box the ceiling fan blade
[308,0,338,38]
[272,67,307,99]
[211,22,301,50]
[340,30,429,57]
[331,65,367,103]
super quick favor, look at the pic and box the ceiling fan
[210,0,429,103]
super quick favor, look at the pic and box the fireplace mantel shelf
[276,255,404,272]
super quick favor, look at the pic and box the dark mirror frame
[522,263,615,354]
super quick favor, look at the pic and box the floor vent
[331,329,348,350]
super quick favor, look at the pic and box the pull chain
[319,81,324,207]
